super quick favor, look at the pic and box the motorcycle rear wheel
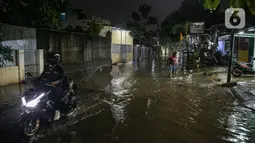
[23,117,40,137]
[232,68,242,77]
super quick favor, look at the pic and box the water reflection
[152,59,155,73]
[11,58,255,143]
[105,64,134,135]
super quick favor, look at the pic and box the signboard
[189,22,204,34]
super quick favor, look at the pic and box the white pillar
[16,50,25,81]
[37,49,44,75]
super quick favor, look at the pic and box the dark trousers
[50,86,64,110]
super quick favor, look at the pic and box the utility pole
[185,22,189,69]
[156,16,160,57]
[227,30,235,83]
[153,0,160,57]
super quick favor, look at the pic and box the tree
[105,31,112,38]
[0,0,70,29]
[0,45,13,67]
[32,0,61,29]
[86,20,103,37]
[0,0,8,12]
[161,0,224,43]
[127,4,157,46]
[203,0,255,15]
[0,30,13,67]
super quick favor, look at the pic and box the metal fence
[24,49,39,78]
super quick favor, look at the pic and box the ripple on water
[31,63,255,143]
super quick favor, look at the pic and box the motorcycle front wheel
[232,68,242,77]
[22,116,40,137]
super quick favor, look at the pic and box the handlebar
[21,77,56,87]
[44,83,55,87]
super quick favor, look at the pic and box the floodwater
[1,58,255,143]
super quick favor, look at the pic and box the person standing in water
[167,51,177,78]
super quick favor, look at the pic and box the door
[238,37,249,62]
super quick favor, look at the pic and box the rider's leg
[53,86,64,120]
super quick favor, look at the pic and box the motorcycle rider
[39,52,68,120]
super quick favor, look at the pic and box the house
[217,26,255,70]
[60,9,111,37]
[111,27,133,64]
[233,27,255,70]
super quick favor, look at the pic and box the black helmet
[47,52,60,65]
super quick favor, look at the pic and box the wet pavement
[1,59,255,143]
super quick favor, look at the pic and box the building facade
[60,9,111,37]
[111,27,133,64]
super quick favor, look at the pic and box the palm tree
[127,4,157,60]
[128,4,157,46]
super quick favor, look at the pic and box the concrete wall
[0,23,37,67]
[111,27,133,63]
[0,23,38,74]
[37,29,112,65]
[133,45,151,60]
[1,23,36,50]
[0,66,19,86]
[0,50,25,86]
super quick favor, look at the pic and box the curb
[229,83,255,112]
[230,86,245,102]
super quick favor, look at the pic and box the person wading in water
[167,52,177,78]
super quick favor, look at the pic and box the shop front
[218,35,231,56]
[233,27,255,70]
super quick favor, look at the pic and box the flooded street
[2,59,255,143]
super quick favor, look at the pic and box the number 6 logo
[225,8,245,29]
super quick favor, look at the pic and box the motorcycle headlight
[22,93,45,108]
[25,100,40,108]
[21,97,26,106]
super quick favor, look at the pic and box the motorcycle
[232,59,255,77]
[19,78,77,137]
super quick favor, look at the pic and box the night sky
[72,0,183,26]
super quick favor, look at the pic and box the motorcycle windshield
[23,85,51,100]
